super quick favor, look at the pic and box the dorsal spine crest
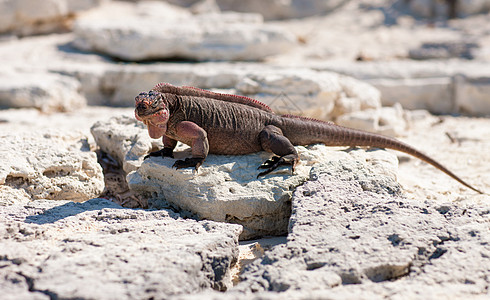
[281,114,335,125]
[153,82,272,112]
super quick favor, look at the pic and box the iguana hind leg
[258,125,299,177]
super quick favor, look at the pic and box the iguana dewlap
[134,83,483,194]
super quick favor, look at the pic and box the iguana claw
[257,155,297,178]
[257,156,281,170]
[144,148,174,160]
[172,157,204,171]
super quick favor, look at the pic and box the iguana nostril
[136,102,148,111]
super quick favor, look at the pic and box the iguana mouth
[135,106,165,119]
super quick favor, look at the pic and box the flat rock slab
[92,116,400,240]
[0,198,242,299]
[211,0,348,20]
[72,1,296,61]
[232,164,490,298]
[235,70,380,120]
[0,0,104,36]
[0,131,104,204]
[0,71,85,113]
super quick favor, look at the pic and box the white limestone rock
[128,146,399,241]
[91,116,155,174]
[235,71,340,120]
[0,131,104,202]
[234,163,490,298]
[316,60,490,116]
[454,74,490,116]
[91,116,399,240]
[369,77,455,114]
[332,75,382,118]
[0,198,242,298]
[170,0,349,20]
[236,70,381,121]
[336,104,408,137]
[408,0,490,18]
[0,0,104,36]
[0,71,86,113]
[97,62,246,106]
[72,1,296,61]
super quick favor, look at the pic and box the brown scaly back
[153,83,273,113]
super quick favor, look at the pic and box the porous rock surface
[229,163,490,298]
[0,131,104,204]
[92,116,400,240]
[0,198,242,299]
[91,116,156,174]
[72,1,296,61]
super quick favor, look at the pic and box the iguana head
[134,91,169,139]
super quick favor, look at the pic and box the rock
[0,131,104,202]
[91,116,399,240]
[315,60,490,116]
[129,147,399,241]
[235,70,381,121]
[459,0,490,16]
[409,41,479,60]
[0,71,86,113]
[369,77,455,114]
[0,0,104,36]
[332,75,382,118]
[81,63,381,116]
[90,116,155,174]
[72,1,296,61]
[454,74,490,116]
[336,104,408,137]
[170,0,349,20]
[189,0,221,14]
[95,62,247,106]
[234,163,490,298]
[235,71,340,120]
[0,198,242,299]
[408,0,490,18]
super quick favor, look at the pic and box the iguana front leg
[171,121,209,171]
[144,136,177,160]
[258,125,299,177]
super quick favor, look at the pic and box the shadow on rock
[24,198,125,225]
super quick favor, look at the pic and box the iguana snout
[134,91,165,117]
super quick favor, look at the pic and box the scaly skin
[134,83,483,194]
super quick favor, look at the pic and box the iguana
[134,83,483,194]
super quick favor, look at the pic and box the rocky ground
[1,0,489,299]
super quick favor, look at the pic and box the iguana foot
[144,148,174,160]
[257,154,298,178]
[172,157,204,171]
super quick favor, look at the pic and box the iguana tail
[280,115,484,194]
